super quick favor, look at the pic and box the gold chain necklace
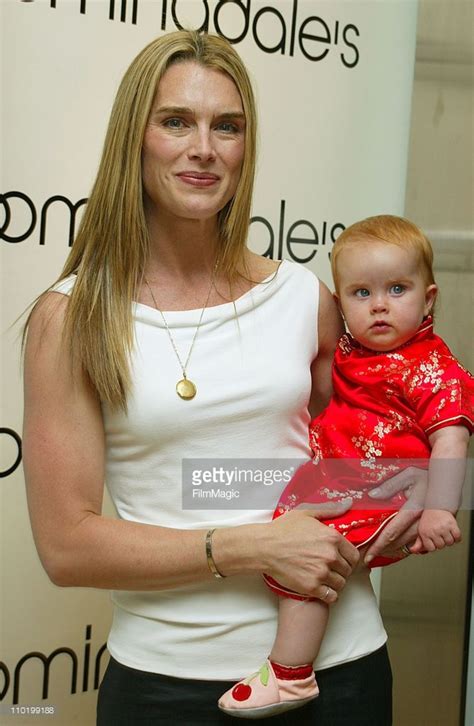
[144,263,217,400]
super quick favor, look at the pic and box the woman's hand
[261,499,359,602]
[364,467,428,563]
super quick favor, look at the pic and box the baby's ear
[424,284,438,315]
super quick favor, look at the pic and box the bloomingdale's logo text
[0,192,344,262]
[0,625,107,705]
[33,0,360,68]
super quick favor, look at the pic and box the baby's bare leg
[270,596,329,666]
[218,594,323,716]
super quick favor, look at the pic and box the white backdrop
[1,1,418,723]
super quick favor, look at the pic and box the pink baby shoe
[218,660,319,719]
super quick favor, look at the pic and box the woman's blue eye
[217,122,238,133]
[355,289,370,298]
[164,118,185,129]
[390,284,405,295]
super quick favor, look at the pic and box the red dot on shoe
[232,683,252,701]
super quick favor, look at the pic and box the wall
[380,1,473,724]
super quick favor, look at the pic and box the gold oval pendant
[176,378,197,400]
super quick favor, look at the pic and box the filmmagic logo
[183,458,304,510]
[190,463,287,502]
[0,625,107,705]
[0,192,344,259]
[185,458,473,513]
[26,1,360,67]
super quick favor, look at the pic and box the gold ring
[401,544,411,557]
[322,587,330,601]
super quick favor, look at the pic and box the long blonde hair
[27,31,258,411]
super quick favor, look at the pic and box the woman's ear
[424,284,438,316]
[333,292,344,321]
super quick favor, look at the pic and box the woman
[23,31,425,725]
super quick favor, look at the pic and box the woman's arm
[24,292,357,596]
[363,469,427,563]
[364,428,469,562]
[308,281,345,417]
[23,293,211,590]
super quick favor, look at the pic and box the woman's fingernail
[368,488,380,497]
[341,497,352,504]
[365,555,374,564]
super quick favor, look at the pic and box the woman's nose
[188,128,216,162]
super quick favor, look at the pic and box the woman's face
[142,61,246,224]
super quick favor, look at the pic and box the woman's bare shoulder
[26,290,70,344]
[246,251,281,282]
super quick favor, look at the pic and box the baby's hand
[410,509,461,553]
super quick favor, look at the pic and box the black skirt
[97,644,392,725]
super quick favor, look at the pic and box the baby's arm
[410,425,469,553]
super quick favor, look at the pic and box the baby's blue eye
[355,288,370,298]
[390,284,405,295]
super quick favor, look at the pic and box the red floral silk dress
[265,319,474,599]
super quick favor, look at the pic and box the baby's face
[335,241,437,352]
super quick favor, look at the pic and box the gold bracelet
[205,528,226,579]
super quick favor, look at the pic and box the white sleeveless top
[54,260,386,679]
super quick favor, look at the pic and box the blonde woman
[23,31,425,725]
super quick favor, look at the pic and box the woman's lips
[176,172,220,187]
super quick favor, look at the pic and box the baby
[218,214,473,719]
